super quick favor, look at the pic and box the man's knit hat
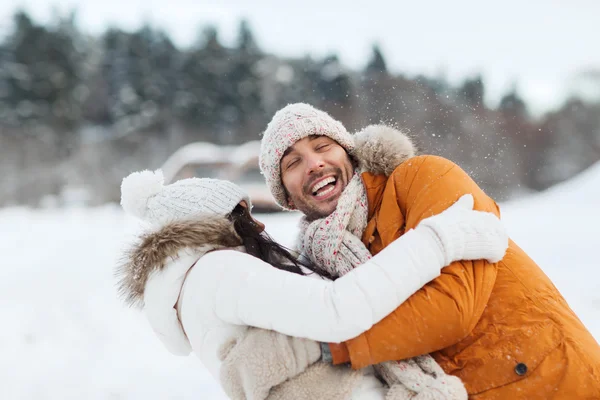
[259,103,354,209]
[120,169,250,225]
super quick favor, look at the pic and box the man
[259,103,600,399]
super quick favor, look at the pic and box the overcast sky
[1,0,598,114]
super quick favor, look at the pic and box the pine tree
[460,75,485,109]
[2,10,86,130]
[366,44,387,74]
[177,25,236,141]
[499,89,528,120]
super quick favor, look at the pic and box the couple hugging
[116,103,600,399]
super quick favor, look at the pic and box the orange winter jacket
[329,155,600,399]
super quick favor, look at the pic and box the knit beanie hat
[259,103,354,209]
[120,169,251,226]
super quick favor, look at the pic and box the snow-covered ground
[2,163,599,399]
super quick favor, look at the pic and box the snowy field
[2,164,599,400]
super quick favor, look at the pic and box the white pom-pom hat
[120,169,251,225]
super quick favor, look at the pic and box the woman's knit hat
[259,103,354,209]
[120,169,250,225]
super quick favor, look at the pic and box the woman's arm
[190,196,507,343]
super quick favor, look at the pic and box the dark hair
[228,204,336,280]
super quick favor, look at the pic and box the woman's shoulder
[192,248,284,279]
[196,248,258,266]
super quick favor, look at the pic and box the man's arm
[330,155,501,369]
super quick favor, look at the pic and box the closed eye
[285,158,300,170]
[315,143,330,151]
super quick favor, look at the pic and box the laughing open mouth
[311,176,338,198]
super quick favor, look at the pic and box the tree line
[1,10,598,206]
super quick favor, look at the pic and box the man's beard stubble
[297,166,345,221]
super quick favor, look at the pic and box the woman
[116,170,508,399]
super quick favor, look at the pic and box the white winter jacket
[117,205,506,399]
[116,213,449,399]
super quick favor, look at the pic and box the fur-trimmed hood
[116,215,242,309]
[352,124,417,176]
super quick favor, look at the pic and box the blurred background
[0,0,599,207]
[1,1,599,399]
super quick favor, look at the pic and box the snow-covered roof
[161,141,263,184]
[161,142,228,183]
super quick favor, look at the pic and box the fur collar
[352,124,417,176]
[116,215,242,308]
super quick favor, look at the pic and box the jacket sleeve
[191,220,448,344]
[330,155,500,369]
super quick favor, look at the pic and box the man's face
[280,135,354,220]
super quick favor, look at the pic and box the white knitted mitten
[377,356,467,400]
[418,194,508,265]
[218,327,322,400]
